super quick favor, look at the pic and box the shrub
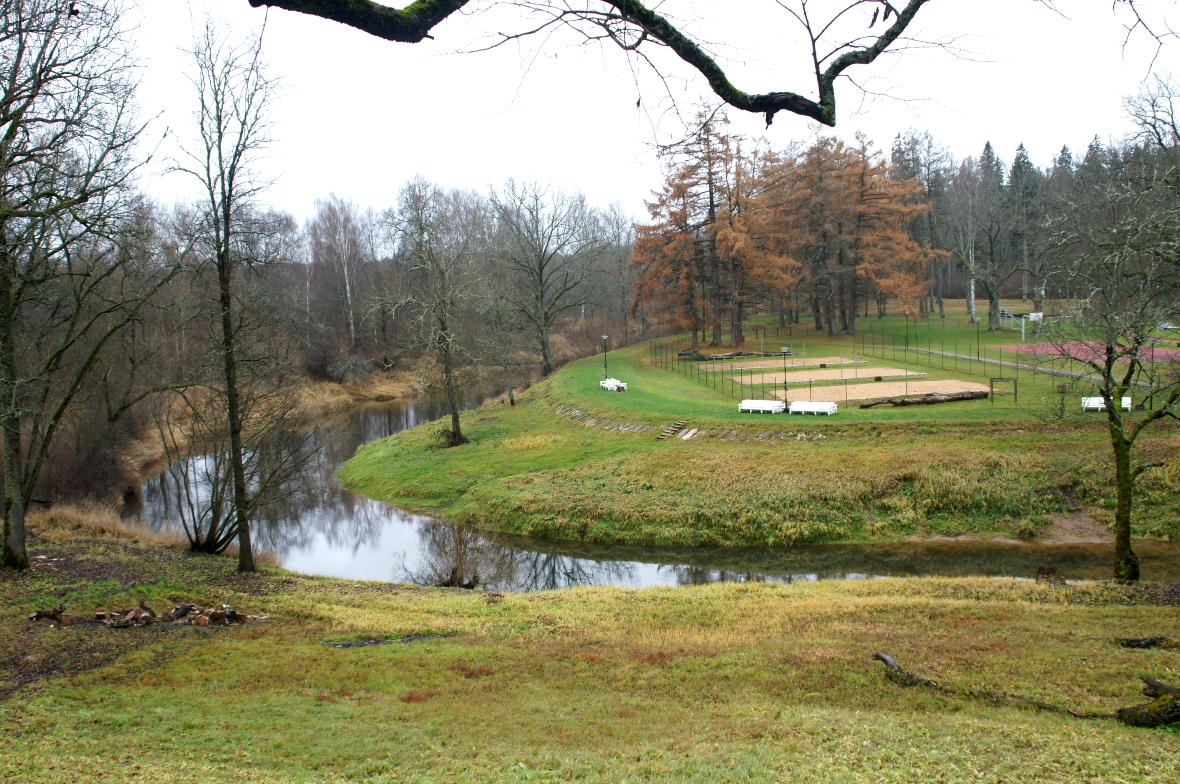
[329,356,375,384]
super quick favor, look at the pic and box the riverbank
[119,370,421,499]
[3,514,1179,782]
[339,343,1180,548]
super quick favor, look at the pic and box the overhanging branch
[246,0,471,42]
[245,0,931,127]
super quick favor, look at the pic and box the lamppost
[602,335,609,379]
[903,308,911,396]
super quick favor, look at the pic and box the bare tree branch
[244,0,931,126]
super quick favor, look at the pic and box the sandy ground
[1039,509,1115,544]
[769,379,990,403]
[901,508,1116,545]
[721,355,861,370]
[731,367,923,385]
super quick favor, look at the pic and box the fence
[647,326,1067,408]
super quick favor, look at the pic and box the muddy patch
[1040,508,1114,544]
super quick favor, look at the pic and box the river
[133,399,1180,590]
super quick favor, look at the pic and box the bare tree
[0,0,150,568]
[386,178,485,446]
[308,194,367,353]
[946,158,981,323]
[598,202,637,344]
[492,180,605,376]
[171,18,275,572]
[479,259,529,407]
[970,143,1018,331]
[1045,151,1180,582]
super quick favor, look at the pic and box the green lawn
[339,329,1180,548]
[3,515,1180,783]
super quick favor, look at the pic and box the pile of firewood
[95,601,160,628]
[159,602,264,626]
[27,606,73,626]
[29,601,265,629]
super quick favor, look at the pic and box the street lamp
[602,335,609,380]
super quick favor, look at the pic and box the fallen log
[872,651,1180,726]
[1141,677,1180,698]
[860,391,989,409]
[1116,693,1180,727]
[1116,635,1178,650]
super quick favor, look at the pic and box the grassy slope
[3,517,1180,783]
[340,321,1180,547]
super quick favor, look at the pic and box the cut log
[28,606,64,622]
[860,391,989,409]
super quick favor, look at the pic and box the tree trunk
[344,270,357,350]
[837,279,849,334]
[216,249,254,573]
[935,260,945,318]
[988,289,1001,332]
[730,266,744,346]
[710,255,723,346]
[846,281,857,336]
[1032,285,1044,336]
[539,321,554,376]
[825,298,838,337]
[0,258,27,569]
[966,242,977,322]
[1111,436,1140,582]
[439,316,466,446]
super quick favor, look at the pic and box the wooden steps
[657,420,689,441]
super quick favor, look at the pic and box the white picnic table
[1081,396,1131,412]
[738,399,786,414]
[789,401,838,416]
[600,378,628,392]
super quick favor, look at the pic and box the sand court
[769,379,991,404]
[729,366,922,385]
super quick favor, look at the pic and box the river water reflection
[137,399,1180,589]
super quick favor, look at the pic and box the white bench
[600,378,628,392]
[738,399,786,414]
[790,401,838,416]
[1081,396,1131,412]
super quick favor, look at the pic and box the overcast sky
[131,1,1179,221]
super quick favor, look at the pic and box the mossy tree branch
[246,0,471,43]
[244,0,931,127]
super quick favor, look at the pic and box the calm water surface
[136,399,1180,589]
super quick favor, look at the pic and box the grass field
[339,307,1180,548]
[2,513,1180,783]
